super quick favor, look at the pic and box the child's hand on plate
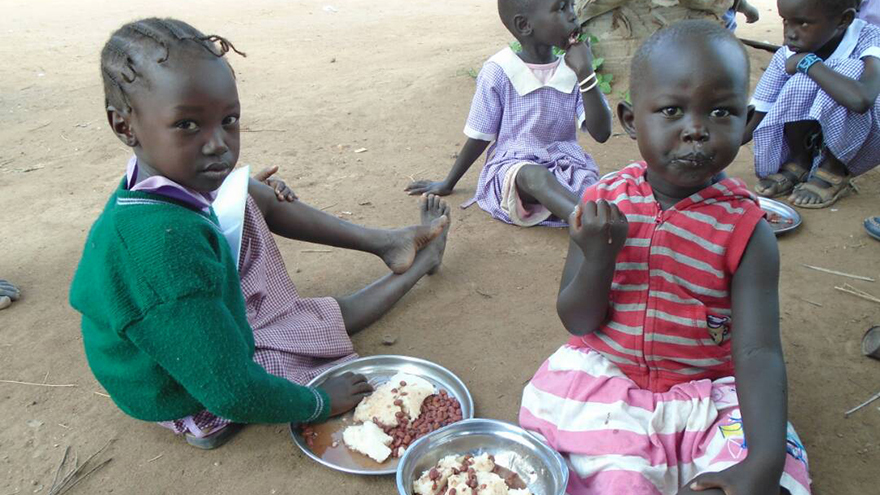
[568,200,628,256]
[253,165,297,202]
[322,372,373,417]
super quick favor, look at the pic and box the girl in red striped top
[520,21,811,495]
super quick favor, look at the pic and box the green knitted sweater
[69,181,330,424]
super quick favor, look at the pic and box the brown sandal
[755,162,810,198]
[789,168,854,209]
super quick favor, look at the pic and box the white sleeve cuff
[750,98,774,113]
[463,125,496,142]
[860,46,880,60]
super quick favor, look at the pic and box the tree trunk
[577,0,734,79]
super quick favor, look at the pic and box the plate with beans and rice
[290,355,474,475]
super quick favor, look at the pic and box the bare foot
[0,280,20,310]
[420,194,451,275]
[380,199,449,274]
[737,0,760,23]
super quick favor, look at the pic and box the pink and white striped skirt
[519,345,811,495]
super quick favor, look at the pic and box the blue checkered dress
[751,20,880,177]
[464,47,603,227]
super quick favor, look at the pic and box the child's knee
[515,164,552,190]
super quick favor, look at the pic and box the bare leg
[514,165,579,221]
[334,196,450,335]
[0,280,20,310]
[263,199,447,274]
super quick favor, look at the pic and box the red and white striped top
[570,163,765,393]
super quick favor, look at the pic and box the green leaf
[589,35,599,45]
[599,82,612,94]
[592,57,604,70]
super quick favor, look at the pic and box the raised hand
[564,37,596,81]
[321,372,373,417]
[568,200,628,256]
[253,165,297,202]
[404,180,453,197]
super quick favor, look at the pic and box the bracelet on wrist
[578,73,597,88]
[796,53,823,75]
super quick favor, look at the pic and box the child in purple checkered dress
[743,0,880,209]
[76,18,453,450]
[406,0,612,227]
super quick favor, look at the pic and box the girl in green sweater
[70,18,450,449]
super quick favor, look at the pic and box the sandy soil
[1,0,878,493]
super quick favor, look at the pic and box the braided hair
[100,18,245,112]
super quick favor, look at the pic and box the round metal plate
[396,418,569,495]
[758,197,802,235]
[289,355,474,475]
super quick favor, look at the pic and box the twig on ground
[319,203,338,211]
[796,297,823,307]
[475,289,494,298]
[300,249,333,253]
[49,439,114,495]
[802,264,875,282]
[43,372,50,384]
[60,133,71,142]
[845,390,880,417]
[0,379,76,388]
[834,284,880,304]
[30,122,51,132]
[739,38,781,52]
[93,391,110,398]
[146,454,163,463]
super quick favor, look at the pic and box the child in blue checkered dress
[743,0,880,209]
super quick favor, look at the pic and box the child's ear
[107,105,138,148]
[617,101,637,140]
[513,14,532,38]
[839,7,857,29]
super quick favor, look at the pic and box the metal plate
[758,197,802,235]
[289,355,474,476]
[396,419,569,495]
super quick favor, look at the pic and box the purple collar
[125,156,218,212]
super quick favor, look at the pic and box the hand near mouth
[563,32,596,81]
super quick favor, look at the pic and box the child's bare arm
[405,138,490,196]
[742,110,766,145]
[557,201,627,335]
[786,54,880,113]
[684,220,787,495]
[565,42,612,143]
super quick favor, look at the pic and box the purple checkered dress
[751,19,880,177]
[464,47,602,228]
[160,197,357,436]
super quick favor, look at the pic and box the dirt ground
[1,0,878,493]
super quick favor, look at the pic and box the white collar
[487,46,578,96]
[784,18,866,60]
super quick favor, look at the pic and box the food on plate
[413,453,532,495]
[322,372,464,463]
[340,421,393,463]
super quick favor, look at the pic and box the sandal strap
[780,162,809,179]
[812,168,849,186]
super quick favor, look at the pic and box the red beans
[387,392,464,458]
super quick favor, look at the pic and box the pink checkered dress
[751,19,880,177]
[159,198,357,436]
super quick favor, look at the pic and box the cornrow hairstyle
[629,20,748,102]
[100,17,245,112]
